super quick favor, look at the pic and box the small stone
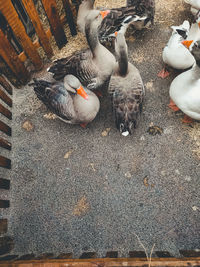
[43,112,57,120]
[185,176,191,182]
[101,128,111,137]
[192,206,199,211]
[140,135,145,141]
[125,172,132,178]
[90,163,96,172]
[22,120,34,131]
[175,169,180,175]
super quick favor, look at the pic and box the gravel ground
[1,0,200,258]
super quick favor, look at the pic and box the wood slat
[0,87,12,107]
[0,138,11,150]
[0,200,10,208]
[0,120,11,136]
[21,0,53,58]
[0,179,10,190]
[0,29,30,85]
[0,76,13,95]
[0,103,12,120]
[61,0,77,36]
[41,0,67,49]
[0,257,200,266]
[0,155,11,169]
[0,236,14,255]
[80,252,97,259]
[0,0,43,70]
[0,219,8,234]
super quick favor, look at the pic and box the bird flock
[29,0,200,136]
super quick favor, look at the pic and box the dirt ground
[1,0,200,258]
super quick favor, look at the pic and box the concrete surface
[2,0,200,258]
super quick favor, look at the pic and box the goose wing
[30,79,75,121]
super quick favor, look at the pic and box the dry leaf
[64,150,73,159]
[22,120,34,131]
[73,196,90,216]
[101,128,111,137]
[90,163,96,172]
[43,112,57,120]
[143,177,149,187]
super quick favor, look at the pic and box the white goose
[184,0,200,15]
[169,40,200,123]
[158,20,195,79]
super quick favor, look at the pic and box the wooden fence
[0,0,77,86]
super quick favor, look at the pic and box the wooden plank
[0,76,13,95]
[0,29,30,85]
[0,155,11,169]
[0,219,8,234]
[80,252,97,259]
[180,250,200,257]
[61,0,77,36]
[0,236,14,255]
[0,257,200,266]
[21,0,53,58]
[0,138,11,150]
[0,200,10,208]
[0,120,11,136]
[0,87,12,107]
[41,0,67,49]
[0,179,10,190]
[0,0,43,70]
[0,103,12,120]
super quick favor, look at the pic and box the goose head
[85,9,110,35]
[64,75,89,100]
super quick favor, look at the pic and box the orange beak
[77,86,88,100]
[100,10,110,19]
[115,31,118,36]
[181,40,193,49]
[198,21,200,28]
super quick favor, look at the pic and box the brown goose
[109,32,145,136]
[48,10,116,92]
[29,75,100,125]
[76,0,155,42]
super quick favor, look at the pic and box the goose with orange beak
[29,75,100,126]
[158,20,195,79]
[48,10,116,93]
[169,40,200,123]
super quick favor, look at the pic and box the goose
[29,75,100,126]
[184,0,200,14]
[169,40,200,123]
[108,32,145,136]
[48,10,116,92]
[76,0,155,42]
[158,20,195,79]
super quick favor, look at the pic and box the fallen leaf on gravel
[90,163,96,172]
[73,196,90,216]
[145,81,155,92]
[22,120,34,131]
[101,128,111,137]
[64,150,73,159]
[43,112,57,120]
[192,206,199,211]
[143,177,149,187]
[147,125,163,136]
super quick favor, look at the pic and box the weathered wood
[0,178,10,190]
[80,252,97,259]
[0,155,11,169]
[0,257,200,266]
[0,0,43,70]
[41,0,67,49]
[0,200,10,208]
[180,250,200,257]
[0,138,11,150]
[0,103,12,120]
[61,0,77,36]
[21,0,53,58]
[129,251,146,258]
[0,236,14,255]
[56,253,73,259]
[0,255,18,261]
[0,87,12,107]
[0,29,30,84]
[0,120,11,136]
[0,76,13,95]
[0,219,7,234]
[106,251,118,258]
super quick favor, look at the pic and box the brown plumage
[109,32,145,136]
